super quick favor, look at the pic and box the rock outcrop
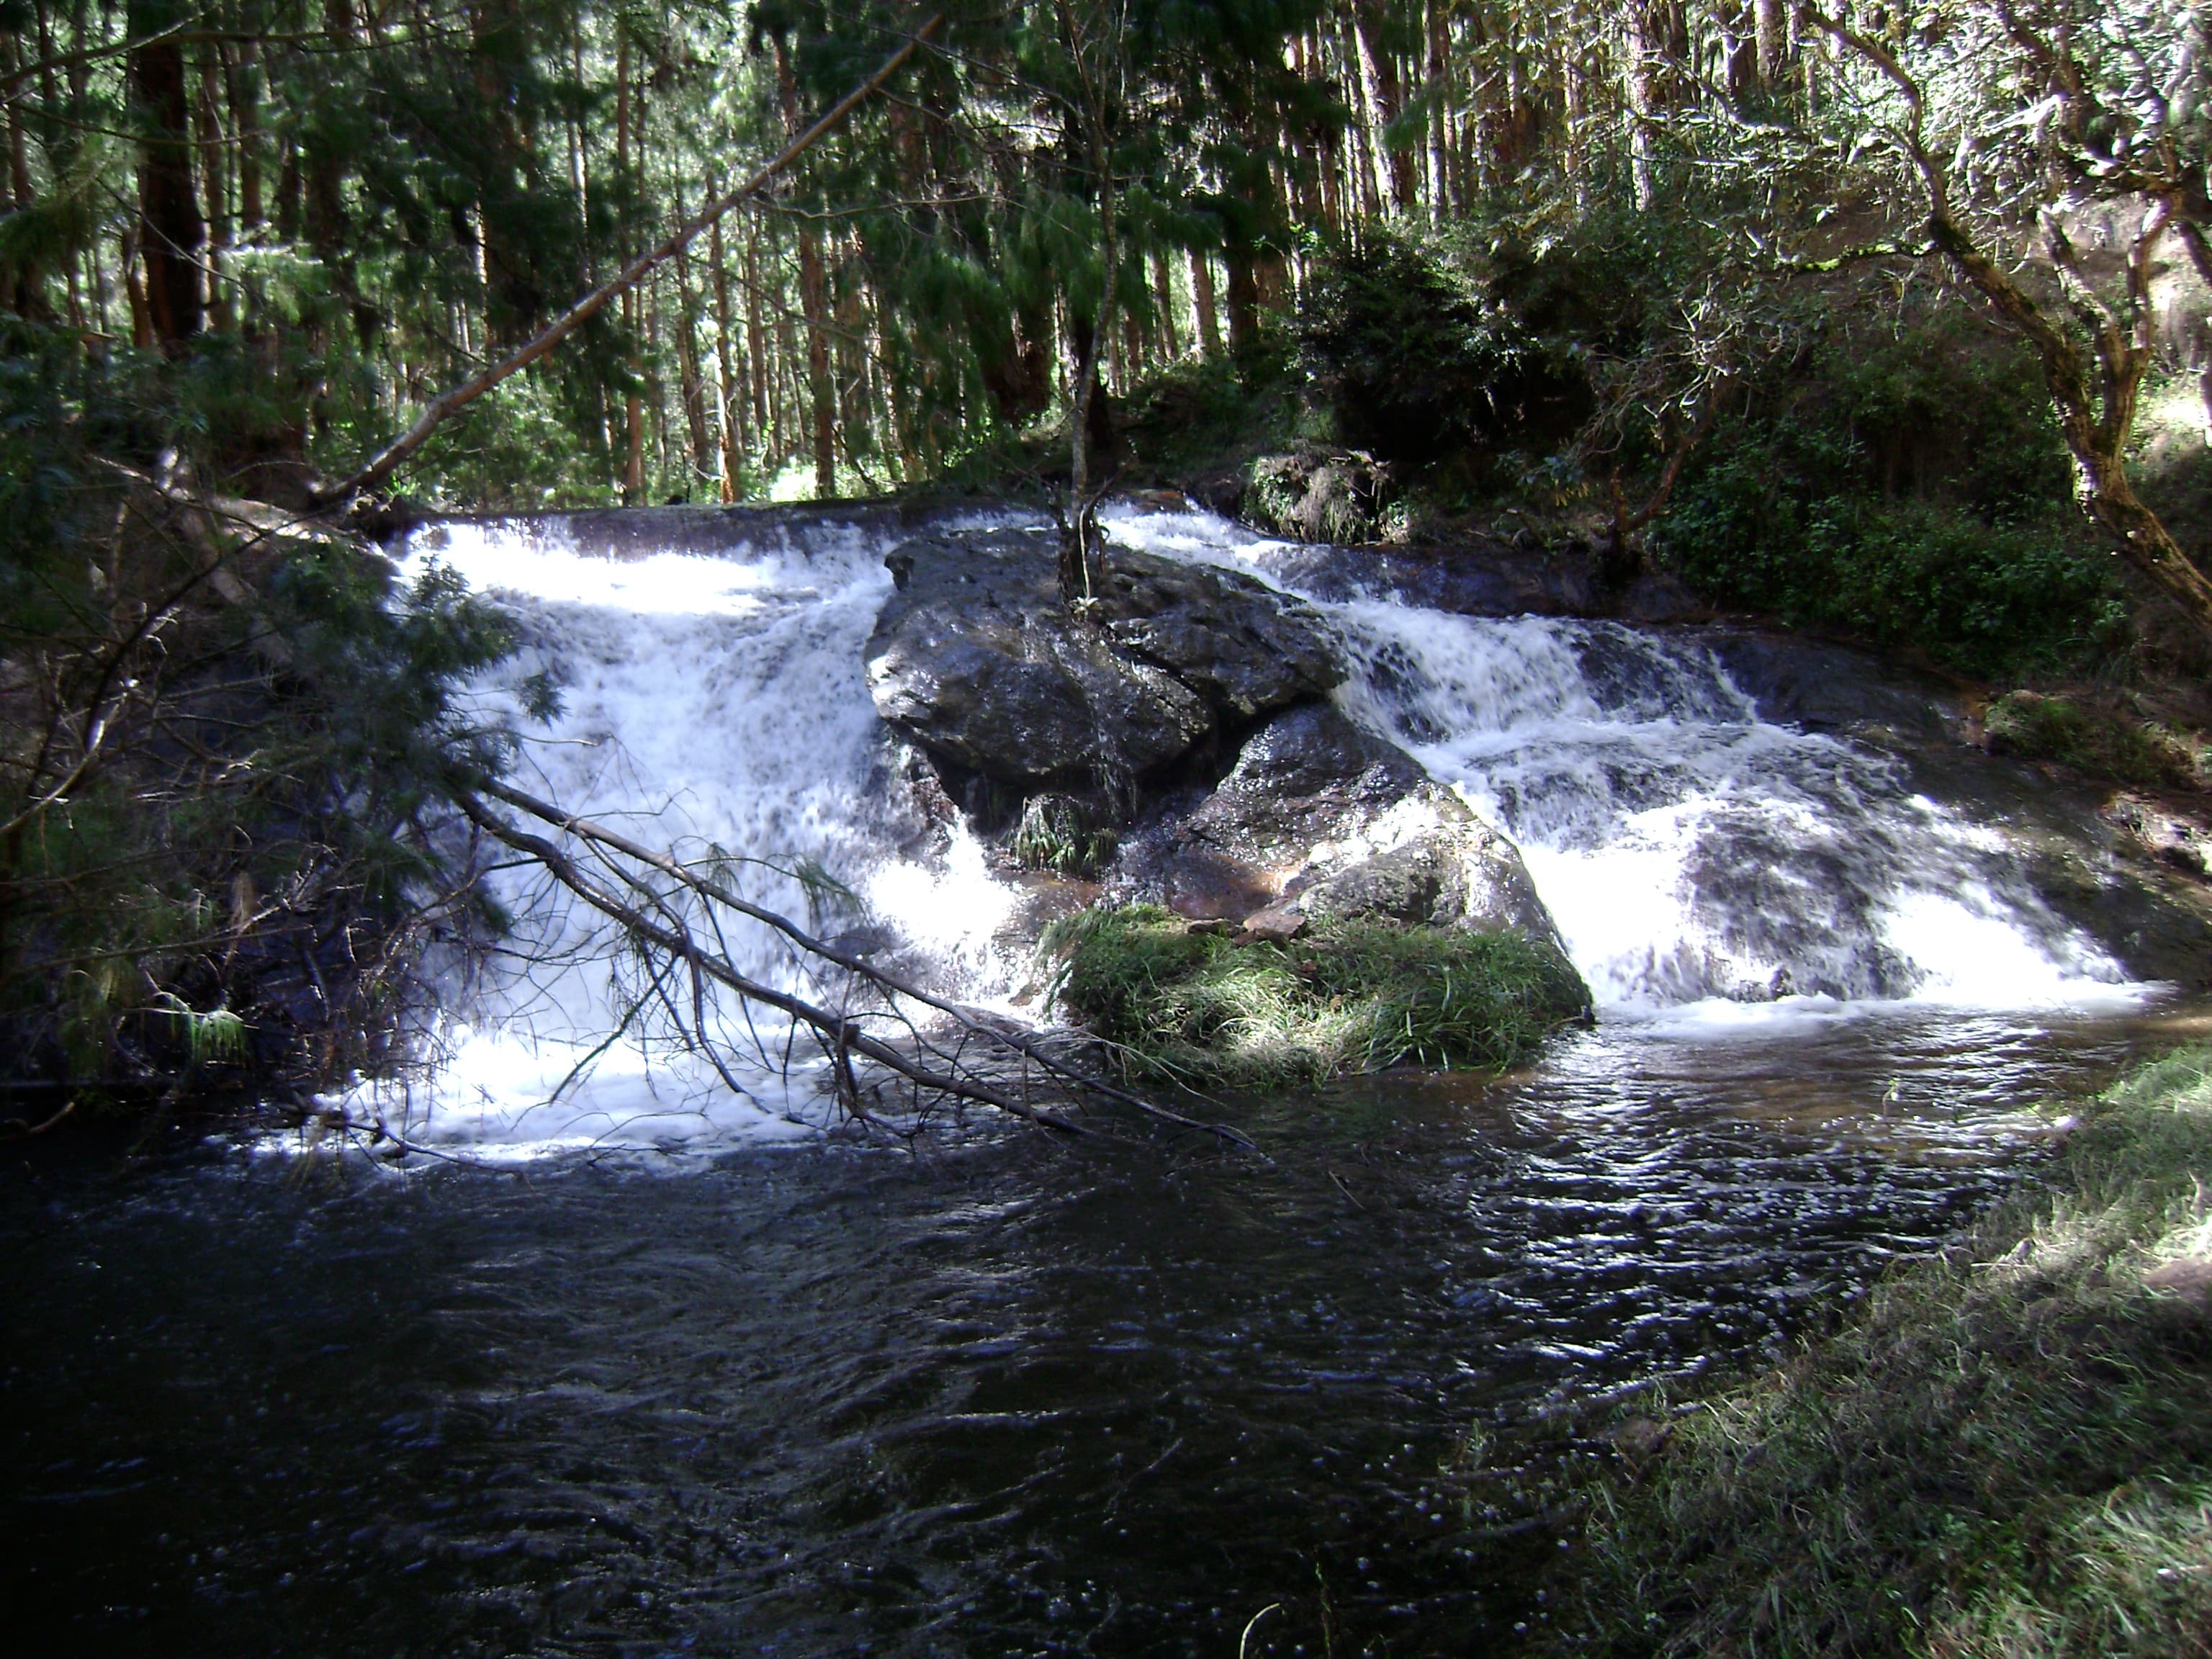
[1141,701,1568,954]
[865,527,1341,794]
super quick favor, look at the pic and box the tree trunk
[230,39,264,236]
[1894,131,2212,643]
[775,38,837,499]
[196,42,231,332]
[616,37,644,503]
[1354,1,1415,212]
[1191,251,1221,356]
[672,196,712,486]
[1151,250,1179,360]
[1426,0,1453,217]
[1622,2,1663,210]
[130,0,204,348]
[1755,0,1791,91]
[710,214,743,500]
[1223,253,1260,353]
[746,222,772,454]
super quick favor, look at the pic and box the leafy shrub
[1241,448,1398,544]
[1009,793,1118,877]
[1043,904,1588,1089]
[1298,229,1591,465]
[1,319,518,1105]
[1656,307,2128,679]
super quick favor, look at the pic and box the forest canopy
[0,1,2198,531]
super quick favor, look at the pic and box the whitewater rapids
[334,505,2142,1156]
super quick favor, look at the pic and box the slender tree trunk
[1191,251,1221,356]
[775,37,837,498]
[616,37,644,503]
[746,221,771,453]
[1151,250,1179,361]
[1348,14,1385,216]
[1623,4,1659,210]
[230,39,263,236]
[1224,253,1260,353]
[196,41,231,332]
[1564,35,1590,212]
[672,194,712,485]
[1755,0,1790,91]
[0,37,35,318]
[710,214,743,500]
[1354,0,1415,212]
[1426,0,1452,217]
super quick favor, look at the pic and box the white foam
[336,511,1028,1157]
[1323,602,2141,1017]
[331,503,2147,1158]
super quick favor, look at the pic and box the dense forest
[5,0,2211,1087]
[0,0,2200,526]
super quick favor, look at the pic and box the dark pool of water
[6,1003,2203,1657]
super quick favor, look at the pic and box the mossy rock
[1984,691,2204,791]
[1041,904,1590,1089]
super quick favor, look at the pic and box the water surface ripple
[6,1005,2198,1656]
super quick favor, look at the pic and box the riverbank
[1557,1043,2212,1657]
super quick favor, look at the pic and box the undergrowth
[1555,1046,2212,1658]
[1653,300,2130,681]
[1043,904,1588,1089]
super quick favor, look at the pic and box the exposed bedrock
[1129,701,1569,956]
[864,529,1578,977]
[864,526,1341,798]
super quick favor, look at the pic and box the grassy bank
[1043,905,1588,1089]
[1558,1046,2212,1658]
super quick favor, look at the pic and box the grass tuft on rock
[1041,904,1588,1089]
[1555,1046,2212,1658]
[1984,690,2206,792]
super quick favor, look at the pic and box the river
[4,505,2200,1655]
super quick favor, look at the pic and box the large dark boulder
[1138,702,1569,958]
[865,526,1341,791]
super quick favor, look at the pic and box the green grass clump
[1043,904,1589,1089]
[1557,1046,2212,1658]
[1984,691,2206,791]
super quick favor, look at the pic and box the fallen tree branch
[452,789,1091,1135]
[313,14,943,505]
[472,778,1256,1147]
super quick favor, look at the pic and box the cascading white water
[346,503,2141,1156]
[346,511,1025,1156]
[1106,508,2142,1025]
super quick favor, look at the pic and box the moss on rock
[1985,691,2206,791]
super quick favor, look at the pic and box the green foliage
[1656,307,2130,680]
[1009,794,1118,878]
[1556,1046,2212,1658]
[0,323,520,1102]
[1298,227,1591,467]
[1984,691,2206,790]
[1043,904,1586,1088]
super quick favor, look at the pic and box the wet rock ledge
[864,526,1582,975]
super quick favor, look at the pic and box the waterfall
[1106,509,2139,1025]
[342,505,2139,1156]
[346,508,1025,1156]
